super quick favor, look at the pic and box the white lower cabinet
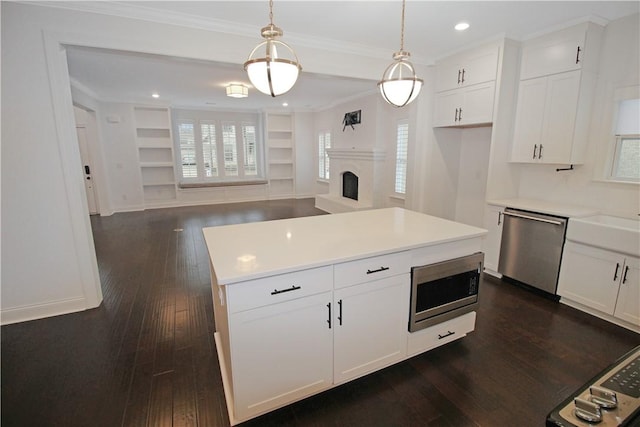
[333,274,409,384]
[482,204,504,274]
[219,251,477,424]
[558,242,639,326]
[230,291,333,421]
[407,311,476,356]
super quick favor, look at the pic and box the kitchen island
[203,208,486,425]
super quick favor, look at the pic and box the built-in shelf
[266,113,295,199]
[134,106,177,205]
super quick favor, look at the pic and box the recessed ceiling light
[282,102,289,107]
[151,93,160,98]
[455,22,470,31]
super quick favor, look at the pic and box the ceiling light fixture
[244,0,302,97]
[455,22,470,31]
[151,93,160,98]
[378,0,423,108]
[226,83,249,98]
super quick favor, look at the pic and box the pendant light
[378,0,423,107]
[244,0,302,97]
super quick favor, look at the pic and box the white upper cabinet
[435,46,500,92]
[510,71,584,163]
[520,22,602,80]
[433,44,499,128]
[433,82,495,127]
[510,22,603,164]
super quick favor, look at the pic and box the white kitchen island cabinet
[203,208,486,425]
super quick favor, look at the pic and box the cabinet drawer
[407,311,476,356]
[334,251,410,289]
[227,266,333,313]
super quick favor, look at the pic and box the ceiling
[63,1,639,111]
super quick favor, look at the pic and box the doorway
[74,106,100,215]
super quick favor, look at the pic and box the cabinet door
[230,291,333,421]
[433,90,463,127]
[558,242,620,314]
[614,257,640,326]
[333,274,409,384]
[435,59,464,92]
[520,26,585,80]
[462,47,499,87]
[510,77,547,162]
[482,205,504,273]
[538,71,581,164]
[460,82,495,126]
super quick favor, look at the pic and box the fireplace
[315,148,386,213]
[342,172,358,201]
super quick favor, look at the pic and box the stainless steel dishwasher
[498,208,568,295]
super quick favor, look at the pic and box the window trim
[318,130,331,181]
[597,86,640,185]
[173,110,264,186]
[609,134,640,183]
[394,119,409,196]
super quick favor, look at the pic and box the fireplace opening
[342,171,358,201]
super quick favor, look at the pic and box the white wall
[294,112,316,198]
[0,2,397,323]
[517,13,640,217]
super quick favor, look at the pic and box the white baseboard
[1,297,93,325]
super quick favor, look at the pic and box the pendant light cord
[400,0,406,51]
[269,0,274,25]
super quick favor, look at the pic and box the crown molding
[27,1,408,63]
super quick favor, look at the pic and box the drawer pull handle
[271,285,301,295]
[622,266,630,284]
[614,263,620,281]
[367,266,390,275]
[438,330,455,340]
[327,303,332,329]
[338,299,343,326]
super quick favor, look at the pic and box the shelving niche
[266,113,295,198]
[134,106,177,205]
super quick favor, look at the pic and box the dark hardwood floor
[2,198,639,427]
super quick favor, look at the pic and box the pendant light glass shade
[244,2,302,97]
[378,51,423,107]
[378,0,422,107]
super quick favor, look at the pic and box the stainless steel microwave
[409,252,483,332]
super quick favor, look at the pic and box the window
[611,98,640,182]
[174,110,263,184]
[395,121,409,194]
[318,131,331,180]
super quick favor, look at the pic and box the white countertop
[487,198,598,218]
[203,208,487,284]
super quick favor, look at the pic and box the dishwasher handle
[503,210,565,226]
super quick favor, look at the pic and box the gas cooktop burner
[546,346,640,427]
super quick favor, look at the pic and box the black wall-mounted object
[343,110,361,131]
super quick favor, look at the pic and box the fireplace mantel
[316,147,387,213]
[327,148,386,161]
